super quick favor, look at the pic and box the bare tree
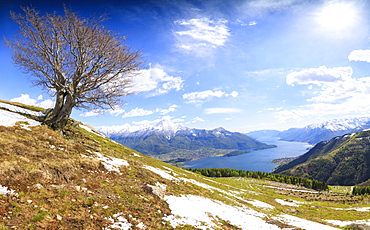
[5,7,143,131]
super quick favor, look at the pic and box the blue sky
[1,0,370,132]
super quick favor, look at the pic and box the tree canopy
[6,7,143,131]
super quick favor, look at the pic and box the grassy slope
[275,131,370,186]
[0,101,369,229]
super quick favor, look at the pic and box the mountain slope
[99,120,275,162]
[278,117,370,144]
[0,100,369,229]
[274,131,370,186]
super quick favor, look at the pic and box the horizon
[1,0,370,133]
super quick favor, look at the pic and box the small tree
[5,7,143,131]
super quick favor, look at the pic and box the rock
[56,214,62,221]
[144,182,167,199]
[33,184,44,189]
[50,184,65,189]
[284,208,298,213]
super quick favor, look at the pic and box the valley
[1,101,370,229]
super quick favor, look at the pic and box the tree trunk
[43,93,75,131]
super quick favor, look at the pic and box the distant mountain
[98,118,276,162]
[274,130,370,186]
[278,117,370,144]
[246,130,281,139]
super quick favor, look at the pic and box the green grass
[0,102,370,229]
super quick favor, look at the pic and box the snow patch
[325,219,370,227]
[0,102,44,117]
[273,214,340,230]
[104,212,132,230]
[132,152,142,157]
[79,124,105,137]
[0,185,17,196]
[82,151,129,174]
[0,110,41,128]
[143,165,179,181]
[163,194,278,229]
[275,199,302,207]
[333,207,370,212]
[246,199,274,209]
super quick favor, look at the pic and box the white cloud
[278,65,370,123]
[249,21,257,26]
[131,66,183,96]
[286,66,370,103]
[79,110,104,117]
[159,104,179,115]
[183,90,238,103]
[81,104,179,118]
[274,93,370,124]
[348,49,370,63]
[109,105,126,116]
[10,94,54,108]
[204,108,243,114]
[174,18,230,54]
[121,104,179,118]
[229,91,239,98]
[186,117,205,124]
[286,66,352,86]
[122,108,155,118]
[11,94,38,106]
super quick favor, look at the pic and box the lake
[183,137,312,172]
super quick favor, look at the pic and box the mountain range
[98,119,276,163]
[248,117,370,144]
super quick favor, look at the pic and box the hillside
[274,131,370,186]
[0,100,370,229]
[99,120,275,163]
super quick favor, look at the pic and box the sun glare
[315,2,358,31]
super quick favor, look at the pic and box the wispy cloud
[274,94,370,123]
[186,117,205,124]
[79,110,104,117]
[174,18,230,55]
[204,108,243,114]
[286,65,352,86]
[183,90,238,104]
[348,49,370,63]
[121,104,179,118]
[80,104,179,118]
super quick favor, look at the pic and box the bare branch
[5,6,144,130]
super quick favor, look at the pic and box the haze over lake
[184,137,312,172]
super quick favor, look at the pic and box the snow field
[0,102,44,117]
[0,110,41,128]
[164,194,279,229]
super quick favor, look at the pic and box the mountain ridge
[98,118,276,162]
[247,116,370,145]
[274,131,370,186]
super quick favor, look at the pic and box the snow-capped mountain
[278,117,370,144]
[98,118,187,139]
[97,118,275,157]
[98,118,235,140]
